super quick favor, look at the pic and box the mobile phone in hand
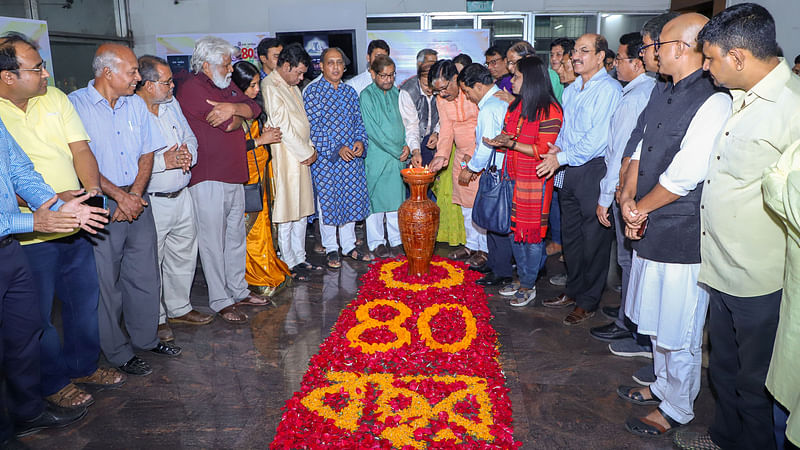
[85,194,107,211]
[636,217,649,238]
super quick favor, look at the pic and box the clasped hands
[163,143,192,173]
[338,141,365,162]
[620,197,648,240]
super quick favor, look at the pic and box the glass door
[478,15,527,50]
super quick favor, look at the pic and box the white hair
[190,36,237,73]
[416,48,437,66]
[92,50,123,77]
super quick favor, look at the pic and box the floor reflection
[21,243,714,449]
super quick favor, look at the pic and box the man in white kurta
[617,14,732,435]
[262,43,317,272]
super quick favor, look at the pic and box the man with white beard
[176,36,268,325]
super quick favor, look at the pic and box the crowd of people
[0,2,799,448]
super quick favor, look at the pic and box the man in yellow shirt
[0,32,125,411]
[674,4,800,449]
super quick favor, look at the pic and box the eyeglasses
[485,57,504,67]
[654,40,692,52]
[432,78,451,96]
[376,71,395,80]
[17,60,47,74]
[149,78,173,86]
[569,47,596,56]
[614,55,636,62]
[638,43,656,55]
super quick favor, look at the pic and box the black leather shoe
[118,356,153,376]
[150,341,182,357]
[602,305,620,320]
[476,273,513,286]
[590,322,632,342]
[15,404,88,437]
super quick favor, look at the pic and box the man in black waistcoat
[615,13,732,437]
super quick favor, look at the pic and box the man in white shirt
[346,39,390,96]
[136,55,213,343]
[399,60,439,170]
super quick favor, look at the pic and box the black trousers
[560,158,613,311]
[487,231,513,278]
[708,287,781,450]
[0,240,44,441]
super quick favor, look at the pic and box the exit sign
[467,0,493,12]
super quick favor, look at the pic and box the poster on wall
[275,30,357,81]
[367,29,490,85]
[0,16,55,87]
[155,32,273,76]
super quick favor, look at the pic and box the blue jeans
[511,239,545,289]
[21,234,100,397]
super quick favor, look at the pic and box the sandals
[218,305,248,324]
[46,383,94,409]
[625,408,682,437]
[72,367,127,388]
[326,251,341,269]
[448,246,473,260]
[617,385,661,406]
[346,248,372,262]
[238,293,269,306]
[294,261,323,271]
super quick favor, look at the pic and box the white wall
[727,0,800,64]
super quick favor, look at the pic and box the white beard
[212,72,232,89]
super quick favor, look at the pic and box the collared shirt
[346,71,374,96]
[495,73,513,93]
[555,69,622,167]
[598,72,655,207]
[398,79,440,151]
[468,84,508,172]
[699,60,800,297]
[147,96,198,194]
[0,86,90,243]
[176,72,261,186]
[69,80,165,187]
[302,73,323,95]
[630,92,732,193]
[0,118,63,237]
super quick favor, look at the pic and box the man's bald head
[661,13,708,48]
[656,13,708,79]
[92,42,141,101]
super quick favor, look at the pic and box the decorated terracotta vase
[398,167,440,275]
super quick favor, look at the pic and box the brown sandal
[46,383,94,409]
[72,367,127,387]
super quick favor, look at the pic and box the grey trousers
[189,181,249,312]
[92,195,160,366]
[612,202,632,328]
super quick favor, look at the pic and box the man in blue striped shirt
[538,33,622,325]
[0,117,107,442]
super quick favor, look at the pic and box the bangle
[511,140,517,150]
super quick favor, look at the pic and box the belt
[0,235,15,248]
[149,187,184,199]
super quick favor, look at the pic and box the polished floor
[22,238,714,449]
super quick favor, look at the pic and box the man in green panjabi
[359,54,410,258]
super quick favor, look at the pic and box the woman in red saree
[484,56,563,307]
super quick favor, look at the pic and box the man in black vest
[399,59,439,171]
[615,13,732,437]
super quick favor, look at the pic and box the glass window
[600,14,658,52]
[367,16,421,31]
[0,0,28,18]
[481,17,525,50]
[534,15,597,60]
[50,41,100,93]
[432,18,475,30]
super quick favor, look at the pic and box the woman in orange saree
[232,61,291,297]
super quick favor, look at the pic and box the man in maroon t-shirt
[176,36,268,324]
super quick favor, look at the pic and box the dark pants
[560,158,613,311]
[21,234,100,397]
[487,231,513,278]
[549,186,562,245]
[708,287,781,450]
[0,240,44,441]
[91,197,160,366]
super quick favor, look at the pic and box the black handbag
[472,148,514,234]
[243,126,263,213]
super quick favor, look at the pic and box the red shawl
[503,102,563,243]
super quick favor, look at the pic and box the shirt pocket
[722,131,781,183]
